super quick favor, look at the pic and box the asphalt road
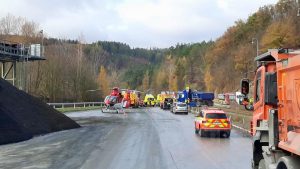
[0,107,252,169]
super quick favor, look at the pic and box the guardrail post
[73,103,75,109]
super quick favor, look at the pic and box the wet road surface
[0,108,252,169]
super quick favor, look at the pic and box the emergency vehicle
[194,108,231,138]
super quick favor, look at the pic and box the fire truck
[121,89,142,108]
[160,91,175,109]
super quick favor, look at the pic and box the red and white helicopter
[102,87,124,113]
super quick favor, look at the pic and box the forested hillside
[0,0,299,102]
[203,0,300,93]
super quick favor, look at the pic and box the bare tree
[21,20,39,38]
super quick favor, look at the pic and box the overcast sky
[0,0,277,48]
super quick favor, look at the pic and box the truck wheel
[258,159,266,169]
[222,132,230,138]
[185,112,188,115]
[204,101,208,106]
[200,130,206,137]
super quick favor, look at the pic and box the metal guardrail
[0,42,26,56]
[226,112,251,134]
[47,102,105,109]
[232,124,251,134]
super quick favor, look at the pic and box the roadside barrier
[48,102,105,109]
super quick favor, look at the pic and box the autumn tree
[175,58,186,90]
[98,66,110,97]
[204,66,213,92]
[155,68,168,92]
[234,44,255,76]
[169,75,178,91]
[142,71,150,92]
[261,18,299,49]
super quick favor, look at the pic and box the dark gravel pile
[0,78,80,145]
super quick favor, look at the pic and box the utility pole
[40,30,44,57]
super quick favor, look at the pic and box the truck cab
[159,91,175,109]
[162,98,173,110]
[241,49,300,169]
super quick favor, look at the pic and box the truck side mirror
[241,79,250,95]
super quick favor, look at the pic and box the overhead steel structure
[0,40,45,86]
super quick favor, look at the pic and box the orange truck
[241,49,300,169]
[121,89,141,108]
[128,90,142,108]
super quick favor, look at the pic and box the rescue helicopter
[102,87,123,113]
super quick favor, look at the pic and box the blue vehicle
[177,91,187,103]
[193,91,214,106]
[177,90,214,107]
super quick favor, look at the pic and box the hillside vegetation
[204,0,300,93]
[0,0,299,102]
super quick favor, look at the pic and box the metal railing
[0,40,44,61]
[0,41,27,57]
[47,102,105,109]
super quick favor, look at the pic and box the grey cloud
[0,0,277,48]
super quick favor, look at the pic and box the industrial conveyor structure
[0,40,45,86]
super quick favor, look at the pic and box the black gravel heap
[0,78,80,145]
